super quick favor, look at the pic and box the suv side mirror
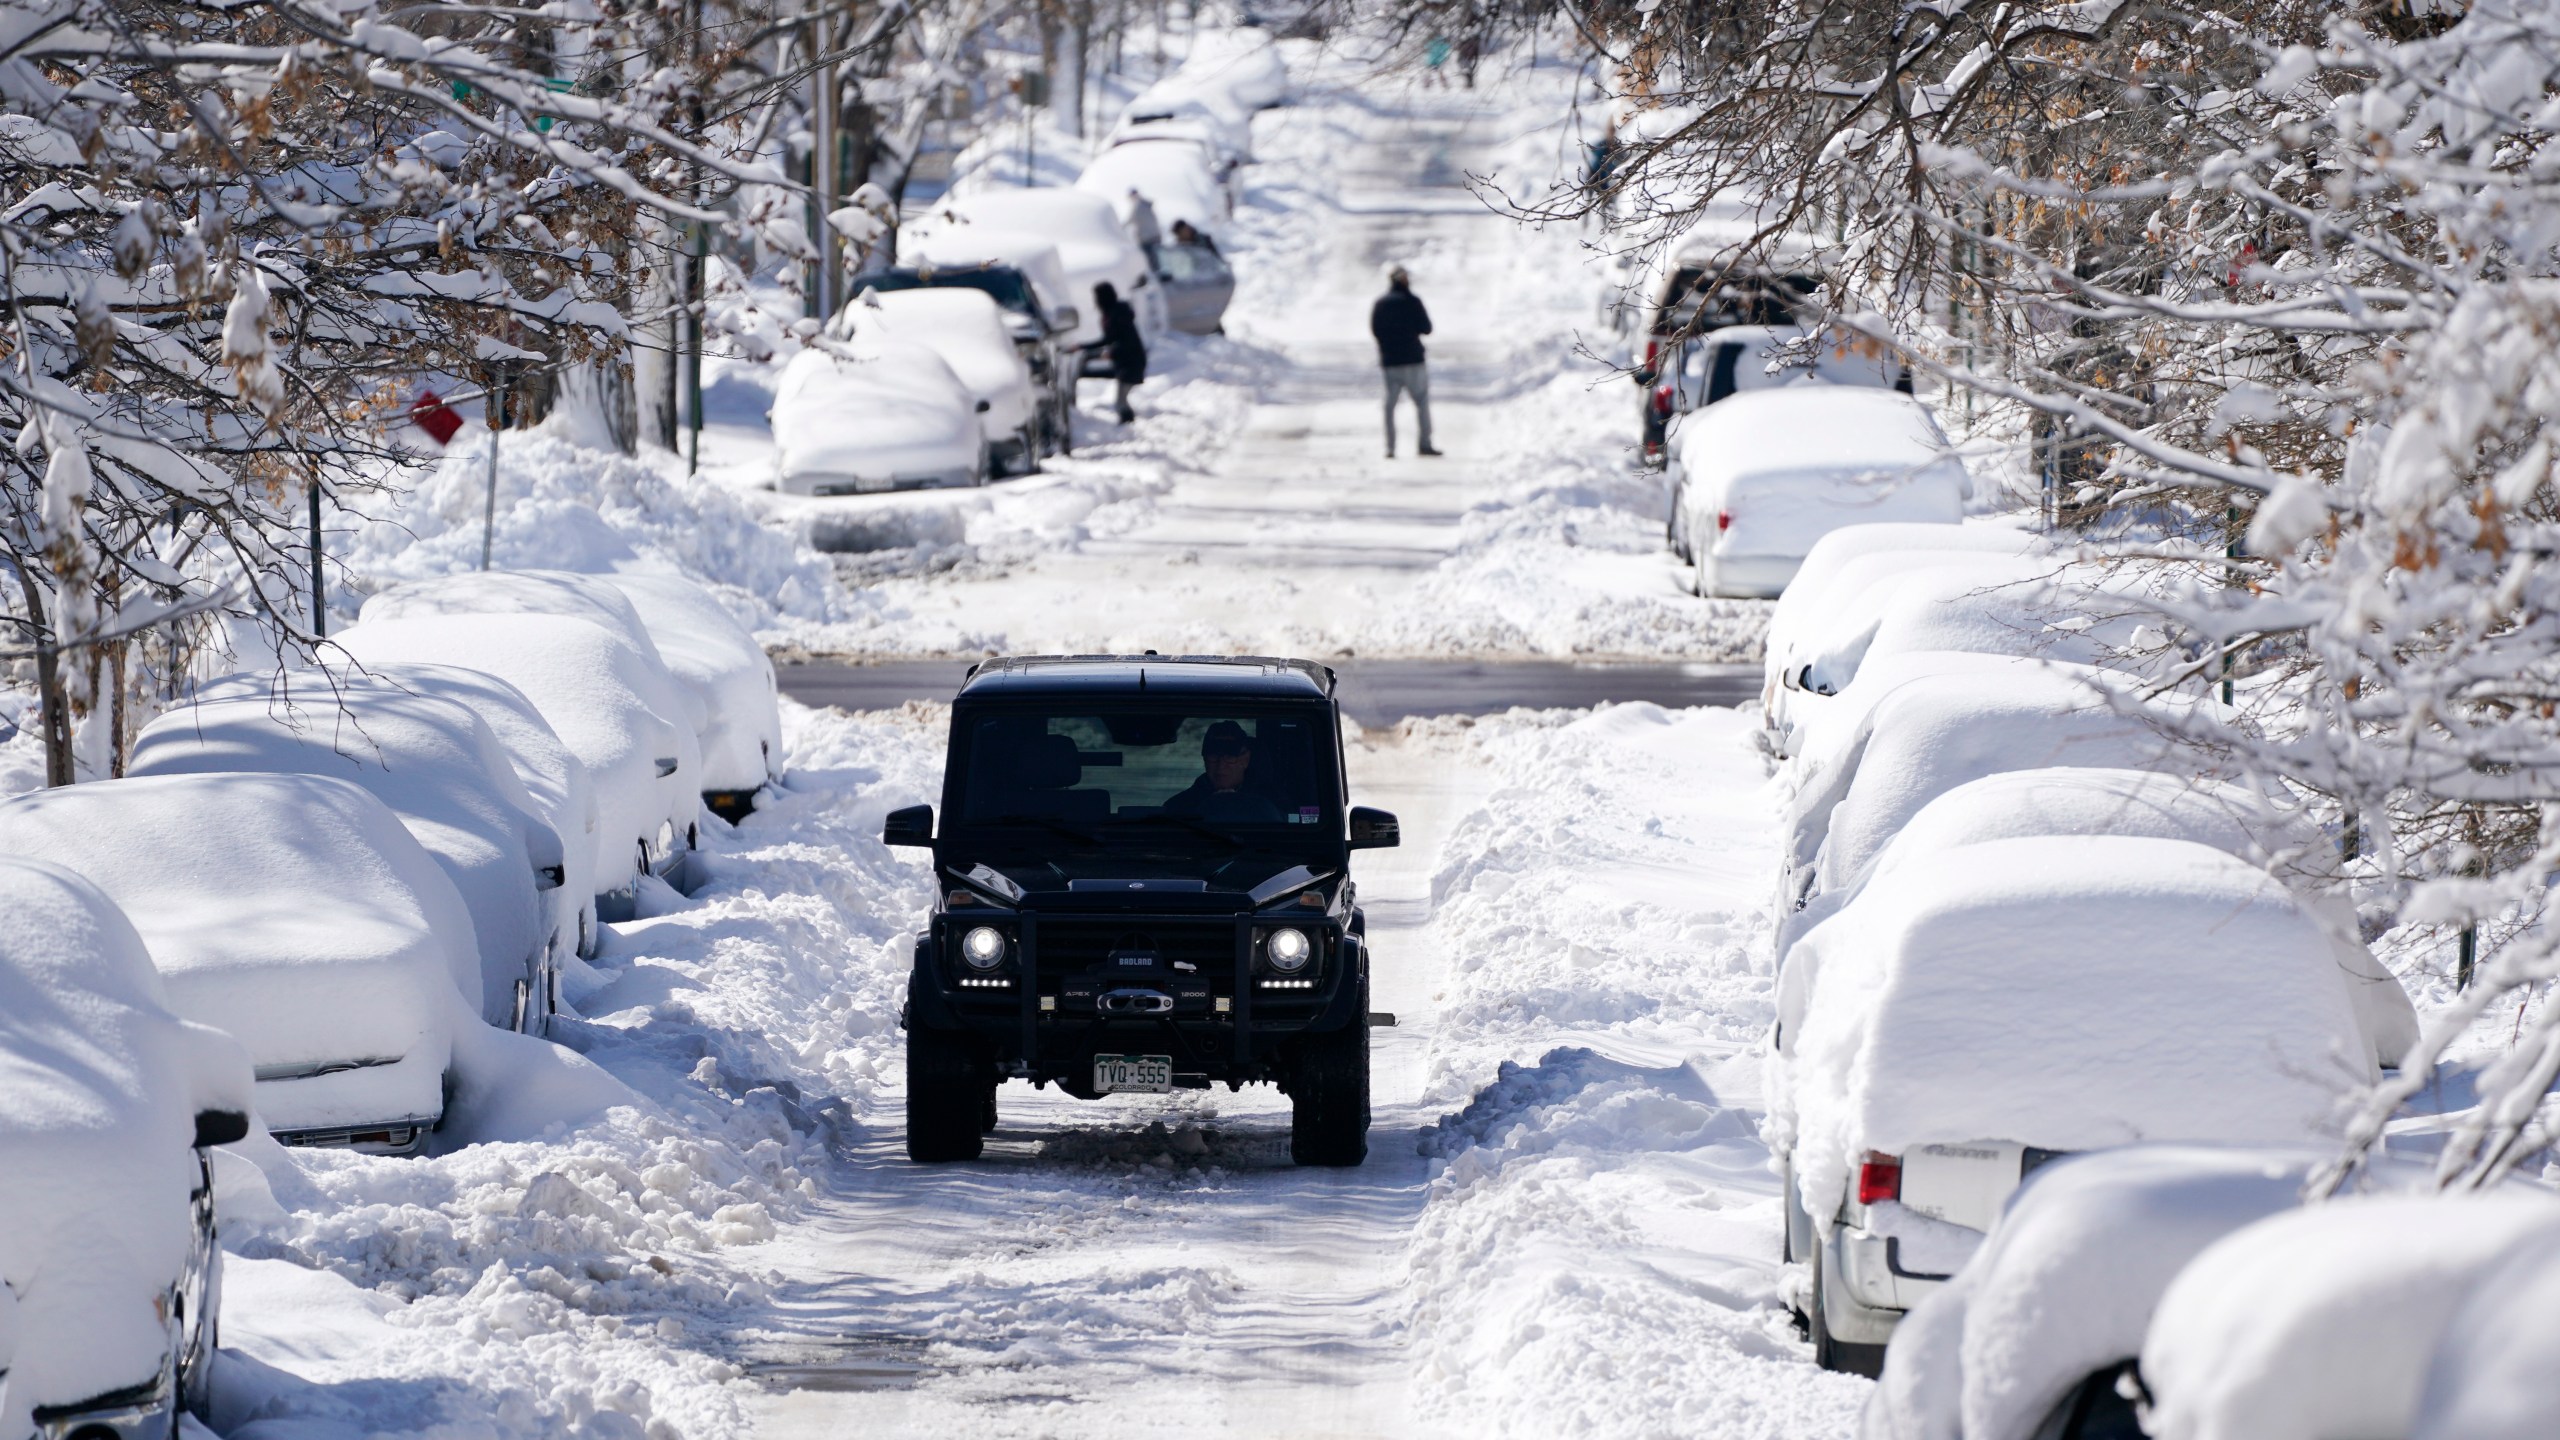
[883,804,935,849]
[194,1109,250,1148]
[1348,806,1400,850]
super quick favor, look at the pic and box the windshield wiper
[984,813,1103,844]
[1108,813,1245,848]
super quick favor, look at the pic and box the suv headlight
[1263,927,1312,974]
[959,926,1008,971]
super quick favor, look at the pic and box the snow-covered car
[1653,325,1911,470]
[1178,24,1288,110]
[1759,522,2050,730]
[323,661,602,959]
[1778,662,2197,909]
[1862,1145,2348,1440]
[595,572,784,820]
[131,677,570,1033]
[855,286,1045,475]
[335,613,704,908]
[852,249,1081,452]
[1781,765,2419,1070]
[2412,1225,2560,1440]
[1792,557,2163,702]
[0,859,251,1440]
[907,189,1159,362]
[1772,835,2379,1374]
[1108,79,1257,166]
[1079,136,1231,237]
[0,773,479,1151]
[360,570,705,736]
[1669,388,1972,598]
[2140,1194,2560,1440]
[768,334,989,494]
[1632,216,1824,460]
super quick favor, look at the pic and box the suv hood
[953,855,1332,912]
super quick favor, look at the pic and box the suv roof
[958,654,1335,700]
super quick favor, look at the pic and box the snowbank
[0,859,251,1437]
[133,682,562,1030]
[1775,837,2372,1227]
[598,572,785,796]
[334,613,702,899]
[0,773,476,1135]
[2142,1194,2560,1440]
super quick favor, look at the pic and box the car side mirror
[1052,306,1080,331]
[534,864,566,891]
[883,804,935,849]
[1348,806,1400,850]
[194,1109,250,1148]
[975,398,992,413]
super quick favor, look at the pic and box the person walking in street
[1095,281,1147,425]
[1371,265,1439,458]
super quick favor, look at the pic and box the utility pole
[481,375,504,570]
[812,14,842,321]
[308,479,325,633]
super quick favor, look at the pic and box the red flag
[410,388,464,446]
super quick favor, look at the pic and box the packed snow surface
[0,859,250,1432]
[0,773,474,1132]
[2141,1193,2560,1440]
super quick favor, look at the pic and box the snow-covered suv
[885,655,1397,1166]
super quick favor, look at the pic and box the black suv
[885,655,1397,1166]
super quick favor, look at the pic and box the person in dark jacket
[1095,281,1147,425]
[1370,266,1439,457]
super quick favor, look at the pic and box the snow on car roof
[2142,1194,2560,1440]
[1676,387,1959,486]
[933,189,1137,275]
[771,340,981,474]
[0,773,479,1074]
[1779,836,2374,1228]
[361,569,688,714]
[859,287,1022,395]
[1078,140,1226,233]
[597,572,782,795]
[1772,522,2047,657]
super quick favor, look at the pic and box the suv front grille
[1030,917,1242,976]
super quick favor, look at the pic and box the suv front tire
[1288,1016,1370,1167]
[906,1024,988,1162]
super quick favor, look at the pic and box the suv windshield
[854,267,1038,319]
[949,706,1338,846]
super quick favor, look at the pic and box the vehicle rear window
[854,268,1037,316]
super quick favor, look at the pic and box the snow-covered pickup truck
[884,655,1398,1167]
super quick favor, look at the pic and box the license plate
[1094,1054,1173,1095]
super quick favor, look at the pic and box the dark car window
[956,709,1332,833]
[853,267,1039,318]
[1155,245,1230,284]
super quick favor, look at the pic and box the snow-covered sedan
[857,286,1045,476]
[0,859,251,1440]
[1669,387,1971,597]
[908,189,1160,361]
[1772,835,2380,1374]
[0,773,479,1151]
[1079,136,1232,237]
[336,613,704,912]
[132,677,570,1033]
[769,334,989,494]
[596,571,784,821]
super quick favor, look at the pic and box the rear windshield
[948,706,1338,840]
[854,267,1038,317]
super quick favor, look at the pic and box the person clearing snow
[1095,281,1148,424]
[1371,265,1439,457]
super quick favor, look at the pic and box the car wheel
[1809,1235,1889,1377]
[1288,1015,1369,1167]
[1017,424,1041,475]
[905,1025,987,1162]
[981,1079,1000,1135]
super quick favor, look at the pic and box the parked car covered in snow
[1670,388,1971,598]
[131,678,570,1032]
[1772,836,2378,1374]
[854,286,1046,476]
[1080,136,1232,237]
[1629,216,1823,462]
[0,773,479,1151]
[858,243,1082,453]
[1108,79,1257,167]
[0,859,251,1440]
[768,334,989,493]
[336,613,703,907]
[2140,1194,2560,1440]
[595,572,784,821]
[1178,23,1289,110]
[2411,1224,2560,1440]
[1653,324,1911,473]
[906,189,1160,365]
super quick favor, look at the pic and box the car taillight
[1652,385,1674,416]
[1857,1151,1902,1205]
[1643,338,1660,369]
[1717,510,1733,533]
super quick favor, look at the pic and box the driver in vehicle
[1160,721,1282,823]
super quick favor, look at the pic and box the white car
[2141,1194,2560,1440]
[908,188,1160,345]
[1178,23,1288,110]
[335,613,703,911]
[1079,136,1231,236]
[1108,78,1256,166]
[1654,324,1910,463]
[0,773,479,1151]
[2412,1224,2560,1439]
[0,859,251,1440]
[595,572,785,819]
[1792,556,2163,701]
[1669,387,1971,597]
[889,229,1087,348]
[769,335,988,494]
[1772,836,2379,1373]
[132,678,570,1033]
[856,287,1044,476]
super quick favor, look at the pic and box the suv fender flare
[907,934,967,1031]
[1304,935,1370,1034]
